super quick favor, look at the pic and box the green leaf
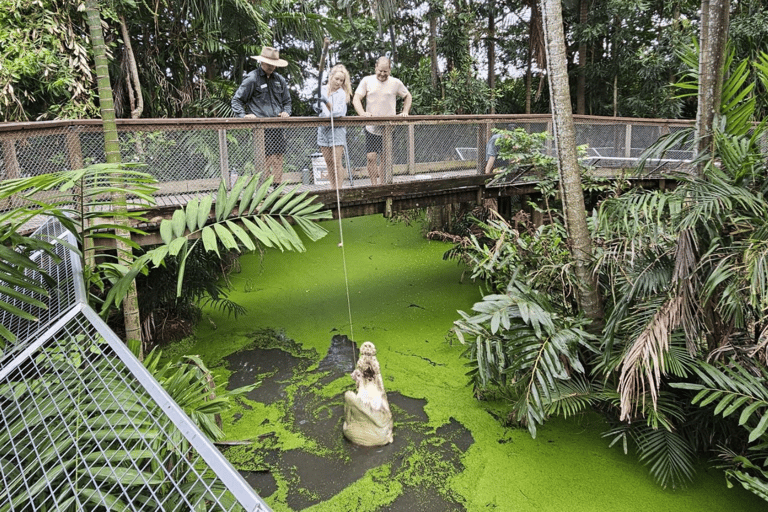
[185,198,200,232]
[168,237,187,257]
[171,209,186,238]
[739,401,764,426]
[225,220,255,251]
[212,223,238,251]
[159,220,174,245]
[201,226,220,256]
[198,195,213,227]
[215,181,227,220]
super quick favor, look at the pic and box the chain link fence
[0,115,702,202]
[0,217,271,511]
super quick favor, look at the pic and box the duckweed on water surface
[188,215,764,511]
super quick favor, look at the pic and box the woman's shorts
[317,126,347,147]
[365,131,383,154]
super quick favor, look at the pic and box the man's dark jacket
[231,67,292,118]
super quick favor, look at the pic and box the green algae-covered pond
[182,215,764,511]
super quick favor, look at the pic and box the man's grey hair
[376,56,391,68]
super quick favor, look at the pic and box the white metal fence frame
[0,217,271,511]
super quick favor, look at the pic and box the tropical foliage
[452,46,768,494]
[0,334,254,509]
[106,174,332,314]
[0,163,155,345]
[6,0,768,121]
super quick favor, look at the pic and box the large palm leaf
[106,173,332,309]
[454,273,597,438]
[0,164,156,345]
[671,360,768,500]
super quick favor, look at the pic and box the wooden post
[408,124,415,175]
[252,126,266,178]
[219,129,230,187]
[2,138,20,179]
[1,138,20,210]
[66,128,84,170]
[383,124,394,184]
[477,122,489,175]
[624,123,632,159]
[546,120,553,157]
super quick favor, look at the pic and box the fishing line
[320,44,357,361]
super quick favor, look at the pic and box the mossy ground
[187,215,764,511]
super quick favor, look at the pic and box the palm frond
[106,173,331,309]
[455,274,597,438]
[618,295,684,421]
[671,360,768,444]
[635,426,696,489]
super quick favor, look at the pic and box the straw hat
[251,46,288,67]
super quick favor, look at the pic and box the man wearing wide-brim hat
[232,46,292,184]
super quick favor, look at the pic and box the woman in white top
[317,64,352,189]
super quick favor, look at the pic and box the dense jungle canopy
[3,0,768,122]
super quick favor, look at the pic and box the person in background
[232,46,292,184]
[485,124,518,174]
[352,56,412,185]
[316,64,352,189]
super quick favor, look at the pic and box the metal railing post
[625,123,632,159]
[408,124,415,175]
[383,124,393,184]
[218,129,230,188]
[252,126,266,177]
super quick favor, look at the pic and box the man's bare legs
[265,154,284,184]
[321,146,346,189]
[366,152,383,185]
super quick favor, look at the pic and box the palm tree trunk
[429,7,439,88]
[487,0,496,113]
[540,0,603,324]
[576,0,587,115]
[695,0,730,175]
[85,0,143,357]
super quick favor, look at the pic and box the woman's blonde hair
[327,64,352,103]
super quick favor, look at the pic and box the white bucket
[310,153,329,185]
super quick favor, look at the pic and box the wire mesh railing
[0,115,700,202]
[0,217,270,511]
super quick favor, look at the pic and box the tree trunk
[429,9,439,88]
[576,0,587,115]
[487,1,496,113]
[695,0,730,175]
[85,0,143,357]
[119,14,143,119]
[540,0,604,324]
[525,37,533,114]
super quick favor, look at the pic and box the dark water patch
[225,329,316,402]
[390,393,429,423]
[282,396,469,511]
[383,485,465,512]
[316,334,357,374]
[239,469,278,499]
[225,331,473,511]
[226,347,307,402]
